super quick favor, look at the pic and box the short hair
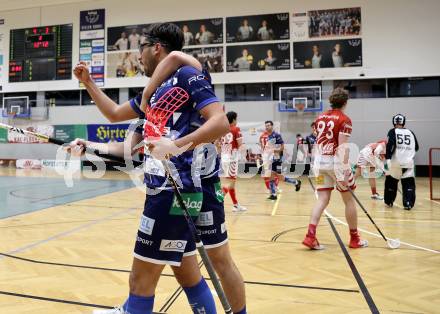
[329,87,349,108]
[226,111,237,124]
[145,23,184,53]
[265,120,273,126]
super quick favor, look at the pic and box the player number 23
[316,120,335,140]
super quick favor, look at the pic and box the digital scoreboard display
[9,24,73,82]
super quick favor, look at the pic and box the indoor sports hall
[0,1,439,313]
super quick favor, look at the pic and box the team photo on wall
[293,38,362,69]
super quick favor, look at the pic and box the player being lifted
[260,121,301,201]
[354,140,387,200]
[74,23,247,314]
[384,114,419,210]
[220,111,247,212]
[303,88,367,250]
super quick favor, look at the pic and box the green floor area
[0,176,135,218]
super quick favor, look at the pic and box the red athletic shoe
[302,235,325,250]
[349,237,368,249]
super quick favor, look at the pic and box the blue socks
[269,180,276,195]
[235,306,247,314]
[284,177,298,185]
[183,277,217,314]
[122,293,154,314]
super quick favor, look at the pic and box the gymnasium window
[272,81,322,100]
[388,77,440,97]
[45,90,80,106]
[3,92,37,107]
[225,83,271,101]
[333,79,386,98]
[129,87,143,99]
[81,88,120,105]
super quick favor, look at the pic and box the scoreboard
[9,24,73,82]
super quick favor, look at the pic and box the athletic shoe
[267,194,277,201]
[404,206,413,210]
[93,307,125,314]
[232,204,248,212]
[295,180,302,192]
[385,202,393,208]
[371,193,384,200]
[302,235,325,250]
[349,238,368,249]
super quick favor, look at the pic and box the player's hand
[145,137,192,161]
[65,138,89,157]
[73,62,92,84]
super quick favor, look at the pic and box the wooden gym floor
[0,167,439,313]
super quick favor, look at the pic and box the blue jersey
[267,131,284,161]
[129,66,220,190]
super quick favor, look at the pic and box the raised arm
[74,61,138,122]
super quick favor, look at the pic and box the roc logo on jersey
[169,192,203,216]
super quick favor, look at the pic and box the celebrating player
[260,121,301,201]
[220,111,247,212]
[355,140,387,200]
[303,88,367,250]
[74,23,247,314]
[384,114,419,210]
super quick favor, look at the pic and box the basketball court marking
[270,193,282,216]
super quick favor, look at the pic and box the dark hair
[226,111,237,124]
[265,120,273,125]
[310,122,315,128]
[329,87,349,108]
[145,23,184,53]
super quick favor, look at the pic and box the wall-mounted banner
[0,18,5,88]
[182,46,223,73]
[87,124,130,143]
[226,13,289,43]
[107,51,142,78]
[291,12,308,41]
[8,125,54,143]
[293,38,362,69]
[227,43,290,72]
[172,18,223,46]
[54,125,87,142]
[107,23,150,51]
[79,9,105,87]
[308,7,361,39]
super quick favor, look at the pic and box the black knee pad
[401,177,416,209]
[384,175,399,206]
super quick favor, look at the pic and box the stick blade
[387,238,400,249]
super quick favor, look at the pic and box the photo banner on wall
[293,38,362,69]
[308,7,361,39]
[226,43,290,72]
[226,13,289,43]
[107,23,150,51]
[172,18,223,47]
[79,9,105,87]
[0,18,5,88]
[182,46,223,73]
[107,51,143,78]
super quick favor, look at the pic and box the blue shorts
[272,159,282,174]
[134,179,228,266]
[196,179,228,249]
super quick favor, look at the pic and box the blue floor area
[0,176,135,219]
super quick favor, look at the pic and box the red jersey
[314,109,352,156]
[221,125,242,155]
[259,131,269,149]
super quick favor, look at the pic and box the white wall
[1,0,440,92]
